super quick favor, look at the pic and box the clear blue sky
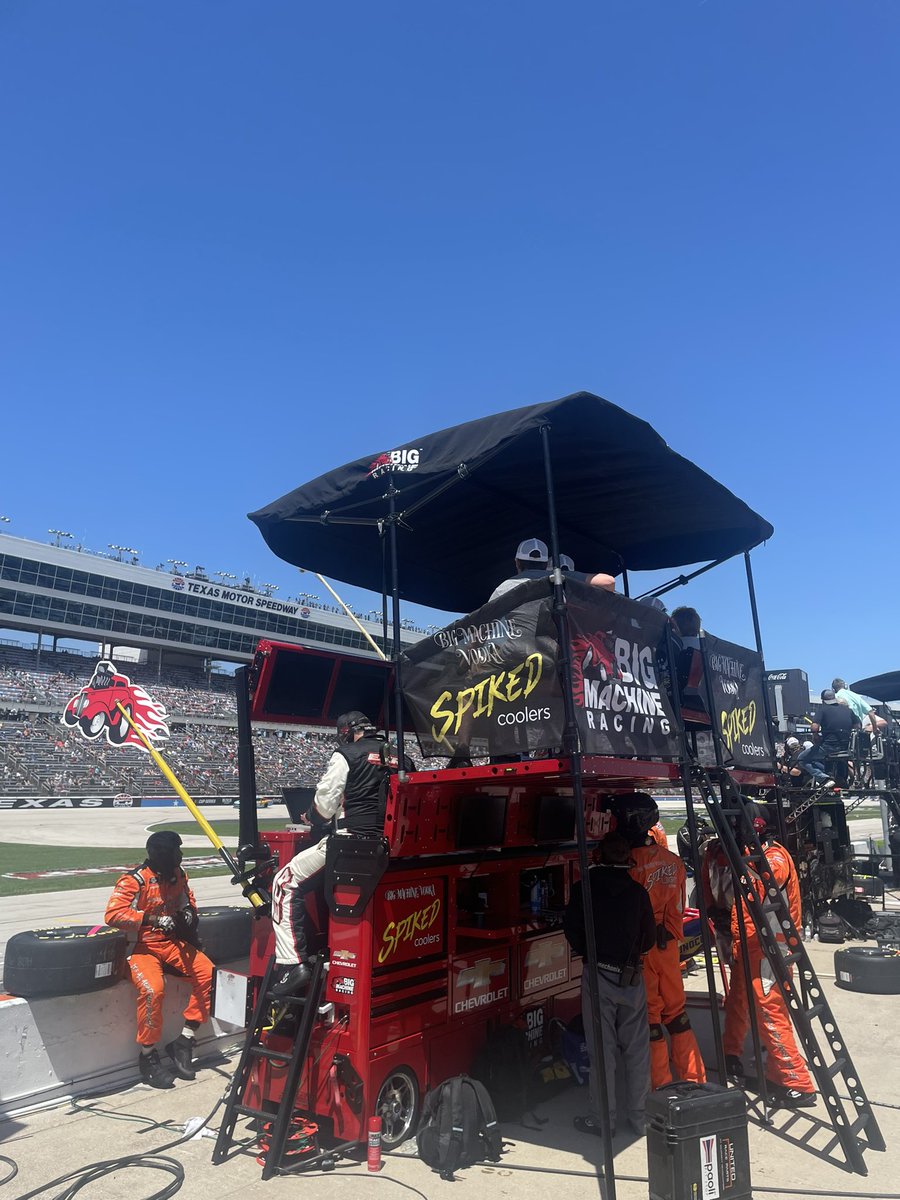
[1,2,897,690]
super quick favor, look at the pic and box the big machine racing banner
[701,633,773,769]
[402,578,682,760]
[566,581,681,760]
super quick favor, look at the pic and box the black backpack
[416,1075,502,1180]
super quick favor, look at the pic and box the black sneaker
[165,1035,196,1081]
[778,1087,817,1108]
[139,1049,176,1089]
[269,962,311,998]
[725,1055,746,1086]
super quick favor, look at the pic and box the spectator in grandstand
[105,831,213,1089]
[269,712,398,997]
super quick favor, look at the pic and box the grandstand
[0,532,434,801]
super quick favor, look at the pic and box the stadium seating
[0,644,440,797]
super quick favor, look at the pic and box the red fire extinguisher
[367,1116,383,1172]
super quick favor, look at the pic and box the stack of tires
[3,907,253,1000]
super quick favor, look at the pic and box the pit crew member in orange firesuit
[270,711,396,997]
[614,793,707,1088]
[105,830,213,1089]
[723,802,816,1107]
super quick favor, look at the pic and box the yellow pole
[305,571,387,661]
[116,703,265,908]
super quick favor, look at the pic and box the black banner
[702,633,773,769]
[401,580,565,758]
[401,578,683,761]
[566,582,682,760]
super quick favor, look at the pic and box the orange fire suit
[723,840,813,1093]
[105,866,214,1047]
[648,822,668,848]
[630,842,706,1087]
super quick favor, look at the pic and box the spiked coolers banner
[401,578,681,760]
[702,633,773,769]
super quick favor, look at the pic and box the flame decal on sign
[61,659,170,751]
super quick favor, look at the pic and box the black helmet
[612,792,660,847]
[145,830,183,878]
[336,711,374,743]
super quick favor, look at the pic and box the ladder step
[849,1113,870,1137]
[782,951,802,967]
[233,1104,272,1120]
[805,1003,825,1021]
[826,1058,847,1079]
[266,992,312,1006]
[250,1045,293,1063]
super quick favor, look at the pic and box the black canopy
[850,672,900,703]
[249,391,773,613]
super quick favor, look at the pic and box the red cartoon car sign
[62,660,169,750]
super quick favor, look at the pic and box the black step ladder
[690,762,885,1175]
[212,954,328,1179]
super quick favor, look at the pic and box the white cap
[516,538,548,564]
[803,739,814,750]
[786,737,799,748]
[549,553,575,572]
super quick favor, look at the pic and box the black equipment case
[647,1081,751,1200]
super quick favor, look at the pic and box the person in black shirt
[564,833,656,1139]
[270,711,395,995]
[797,690,858,786]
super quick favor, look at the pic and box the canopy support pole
[743,551,787,845]
[540,423,615,1198]
[665,624,727,1084]
[386,483,407,782]
[235,665,260,857]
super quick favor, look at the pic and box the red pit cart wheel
[375,1066,420,1150]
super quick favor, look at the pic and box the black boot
[269,962,311,998]
[139,1048,176,1089]
[165,1035,196,1081]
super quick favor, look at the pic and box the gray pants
[581,966,650,1132]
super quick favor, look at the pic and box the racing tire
[108,704,132,745]
[375,1065,420,1150]
[195,906,253,964]
[2,926,127,998]
[62,707,78,727]
[834,947,900,995]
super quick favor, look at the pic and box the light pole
[167,558,188,574]
[49,529,73,548]
[260,582,279,597]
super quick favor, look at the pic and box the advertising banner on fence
[566,581,682,760]
[702,633,773,769]
[401,579,565,758]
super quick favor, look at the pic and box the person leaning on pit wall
[105,830,213,1089]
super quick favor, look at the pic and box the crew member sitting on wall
[105,831,213,1089]
[270,711,395,996]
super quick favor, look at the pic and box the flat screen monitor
[456,793,508,850]
[535,793,576,843]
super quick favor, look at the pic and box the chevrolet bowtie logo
[457,957,506,990]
